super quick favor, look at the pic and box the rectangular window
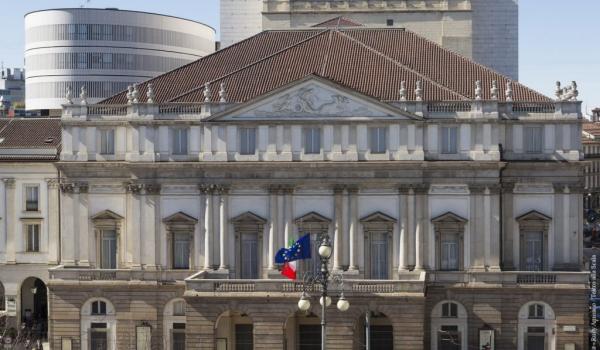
[101,230,117,269]
[440,233,459,271]
[370,232,388,279]
[26,224,40,252]
[90,323,108,350]
[25,185,39,211]
[173,233,190,270]
[100,129,115,155]
[386,19,394,26]
[369,127,387,154]
[439,325,461,350]
[303,127,321,154]
[172,323,186,350]
[525,327,546,350]
[235,324,253,350]
[240,233,258,279]
[524,231,543,271]
[298,325,321,350]
[524,126,543,153]
[441,126,458,154]
[172,128,188,155]
[239,128,256,155]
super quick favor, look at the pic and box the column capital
[60,182,88,193]
[125,182,144,194]
[45,178,60,189]
[411,184,429,194]
[346,185,360,194]
[333,185,346,194]
[501,181,516,193]
[215,184,231,195]
[469,184,487,194]
[144,183,161,195]
[2,178,15,189]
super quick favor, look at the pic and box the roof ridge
[335,30,469,100]
[167,30,331,102]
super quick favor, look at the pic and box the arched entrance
[215,310,253,350]
[356,311,393,350]
[517,301,556,350]
[20,277,48,340]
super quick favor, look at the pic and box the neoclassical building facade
[5,27,587,349]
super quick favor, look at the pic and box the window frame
[239,127,257,155]
[172,232,191,270]
[369,126,387,154]
[25,222,41,252]
[100,229,118,269]
[99,129,116,155]
[524,125,544,154]
[171,127,188,156]
[440,126,459,154]
[303,127,321,155]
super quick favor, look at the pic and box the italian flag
[281,260,297,280]
[281,238,298,280]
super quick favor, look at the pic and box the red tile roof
[101,28,551,105]
[312,17,363,28]
[0,118,61,161]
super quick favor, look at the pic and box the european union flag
[275,234,311,264]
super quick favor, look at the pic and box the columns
[283,187,294,247]
[407,187,416,268]
[46,179,60,264]
[126,182,143,268]
[77,183,90,266]
[268,187,277,271]
[348,187,359,271]
[414,186,427,270]
[218,186,230,270]
[59,182,76,266]
[333,186,343,270]
[3,178,15,264]
[483,187,491,268]
[142,184,160,269]
[399,186,410,271]
[201,185,214,269]
[502,182,516,270]
[562,185,571,265]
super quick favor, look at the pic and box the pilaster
[125,182,143,269]
[333,185,344,270]
[77,183,90,266]
[218,185,230,271]
[46,178,60,264]
[348,186,359,272]
[398,186,410,271]
[3,178,16,264]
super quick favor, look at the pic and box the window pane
[441,234,459,270]
[304,127,320,154]
[173,301,185,316]
[100,129,115,155]
[370,127,387,154]
[240,233,258,279]
[370,232,388,279]
[173,233,190,269]
[26,224,40,252]
[240,128,256,155]
[172,128,188,155]
[235,324,253,350]
[172,330,185,350]
[441,127,458,154]
[26,186,39,211]
[524,232,543,271]
[525,126,543,153]
[101,230,117,269]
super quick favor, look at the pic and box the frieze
[60,182,88,193]
[513,183,554,194]
[199,184,231,195]
[429,184,470,195]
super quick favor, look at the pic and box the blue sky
[1,0,598,113]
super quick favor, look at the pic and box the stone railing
[61,100,580,122]
[48,266,192,283]
[427,271,590,286]
[185,271,426,295]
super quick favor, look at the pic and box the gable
[431,212,468,224]
[295,211,332,224]
[91,209,124,221]
[163,211,198,224]
[209,76,419,121]
[516,210,552,222]
[231,211,267,224]
[360,211,397,223]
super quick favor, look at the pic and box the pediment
[163,211,198,224]
[231,211,267,224]
[360,211,397,223]
[91,209,124,221]
[295,211,331,224]
[209,75,419,121]
[431,212,468,224]
[516,210,552,222]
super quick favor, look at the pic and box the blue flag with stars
[275,234,311,264]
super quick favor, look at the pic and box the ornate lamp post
[296,234,349,349]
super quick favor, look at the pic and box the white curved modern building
[24,8,215,110]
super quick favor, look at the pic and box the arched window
[518,301,556,350]
[91,300,107,315]
[431,300,468,350]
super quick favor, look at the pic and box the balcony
[184,270,426,298]
[48,266,192,286]
[427,271,590,288]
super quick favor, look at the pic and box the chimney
[593,108,600,122]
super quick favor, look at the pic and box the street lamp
[297,234,349,350]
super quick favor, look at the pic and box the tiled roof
[312,17,363,27]
[0,118,61,161]
[101,28,551,105]
[584,122,600,138]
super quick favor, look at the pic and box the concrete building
[0,68,25,111]
[220,0,519,80]
[24,8,216,111]
[26,27,589,350]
